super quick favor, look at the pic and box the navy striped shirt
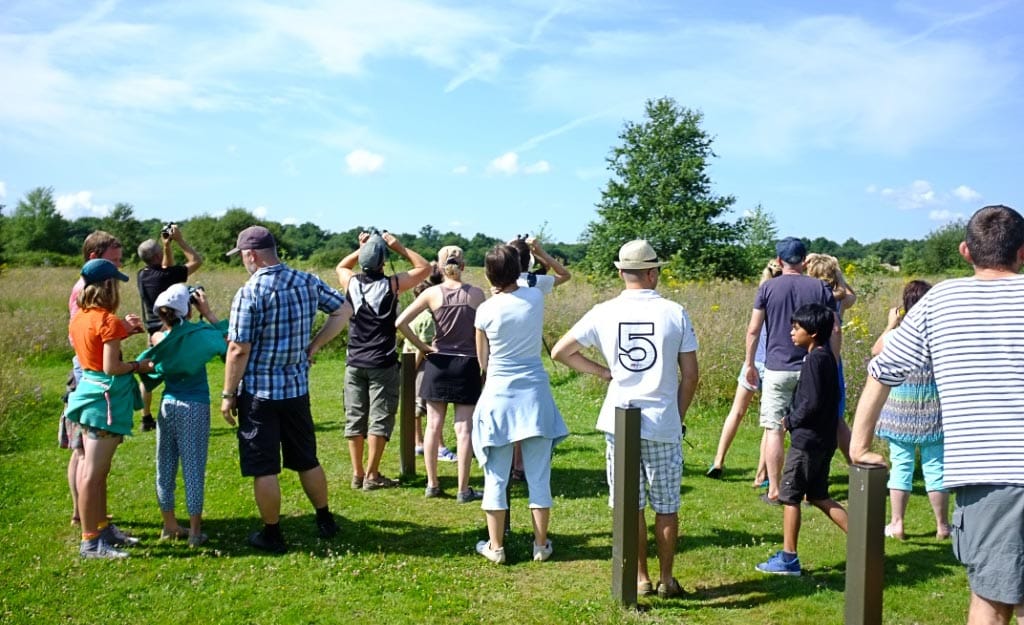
[228,264,345,400]
[869,275,1024,487]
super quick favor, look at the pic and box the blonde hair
[760,259,783,285]
[76,279,120,313]
[438,245,464,280]
[804,253,842,288]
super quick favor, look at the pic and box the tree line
[0,97,969,278]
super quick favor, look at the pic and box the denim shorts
[952,484,1024,605]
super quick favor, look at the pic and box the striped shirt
[228,264,345,400]
[869,275,1024,487]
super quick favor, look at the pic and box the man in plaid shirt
[221,226,351,554]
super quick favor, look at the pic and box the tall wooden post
[398,351,416,479]
[611,405,641,608]
[845,464,887,625]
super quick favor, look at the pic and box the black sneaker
[316,514,339,539]
[141,415,156,432]
[248,530,287,554]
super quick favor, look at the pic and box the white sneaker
[80,539,129,559]
[437,446,457,462]
[532,540,553,562]
[475,540,505,564]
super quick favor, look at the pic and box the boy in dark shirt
[757,303,849,576]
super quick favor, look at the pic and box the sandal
[637,580,655,597]
[160,526,189,541]
[657,577,686,599]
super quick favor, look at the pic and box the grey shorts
[344,364,400,439]
[759,369,800,431]
[952,484,1024,606]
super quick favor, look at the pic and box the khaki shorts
[759,369,801,431]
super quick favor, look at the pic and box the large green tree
[901,221,969,275]
[5,187,75,256]
[740,204,777,275]
[581,97,742,279]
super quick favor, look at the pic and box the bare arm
[396,289,436,354]
[830,310,843,357]
[551,335,612,381]
[308,301,352,360]
[837,270,857,313]
[335,250,360,290]
[220,341,252,426]
[102,339,153,376]
[527,238,571,287]
[743,309,765,388]
[475,329,489,374]
[677,351,699,422]
[849,376,891,466]
[387,233,432,292]
[175,231,203,276]
[870,307,901,357]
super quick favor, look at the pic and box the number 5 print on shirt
[618,322,658,372]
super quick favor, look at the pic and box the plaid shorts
[605,434,682,515]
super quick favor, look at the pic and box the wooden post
[611,405,641,608]
[398,351,416,479]
[845,464,887,625]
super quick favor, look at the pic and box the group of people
[59,206,1024,623]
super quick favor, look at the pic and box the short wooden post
[845,464,888,625]
[611,405,641,608]
[398,351,417,479]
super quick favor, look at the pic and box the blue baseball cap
[81,258,129,285]
[775,237,807,264]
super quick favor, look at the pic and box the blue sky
[1,0,1022,245]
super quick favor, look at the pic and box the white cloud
[281,216,298,225]
[452,165,469,175]
[253,206,268,219]
[345,149,385,174]
[952,185,982,203]
[0,181,6,199]
[523,160,551,175]
[488,151,520,175]
[55,191,110,219]
[929,209,964,222]
[868,179,937,210]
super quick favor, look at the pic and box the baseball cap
[154,283,190,319]
[775,237,807,264]
[227,226,275,256]
[81,258,129,285]
[359,233,389,272]
[613,240,667,270]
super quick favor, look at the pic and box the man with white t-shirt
[552,239,699,600]
[852,205,1024,624]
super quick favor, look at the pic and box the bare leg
[414,415,424,448]
[887,489,909,539]
[78,435,120,536]
[782,503,801,553]
[160,509,182,533]
[253,475,281,524]
[453,403,475,493]
[811,498,848,533]
[765,428,785,500]
[189,513,202,537]
[298,465,329,509]
[530,508,550,547]
[968,592,1015,625]
[348,436,365,480]
[365,434,388,479]
[836,418,853,464]
[68,448,82,521]
[711,384,756,470]
[928,490,951,539]
[636,510,651,586]
[754,430,769,486]
[424,401,446,488]
[654,512,679,586]
[485,509,507,550]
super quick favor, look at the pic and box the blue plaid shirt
[228,263,345,400]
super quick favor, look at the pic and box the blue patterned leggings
[156,398,210,516]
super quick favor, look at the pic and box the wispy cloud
[253,206,268,219]
[868,179,988,212]
[928,209,965,222]
[523,160,551,174]
[452,165,469,175]
[488,151,550,175]
[952,185,982,203]
[345,149,385,175]
[0,181,6,199]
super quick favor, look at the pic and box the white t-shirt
[517,272,555,295]
[569,289,698,443]
[474,287,544,371]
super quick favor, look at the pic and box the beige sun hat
[613,240,668,270]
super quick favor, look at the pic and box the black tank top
[347,273,399,368]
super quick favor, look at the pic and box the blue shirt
[228,264,345,400]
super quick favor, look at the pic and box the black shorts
[779,446,834,504]
[419,353,482,405]
[236,392,320,477]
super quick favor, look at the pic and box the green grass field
[0,267,969,624]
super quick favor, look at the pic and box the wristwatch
[221,391,236,399]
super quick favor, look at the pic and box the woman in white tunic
[471,245,568,564]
